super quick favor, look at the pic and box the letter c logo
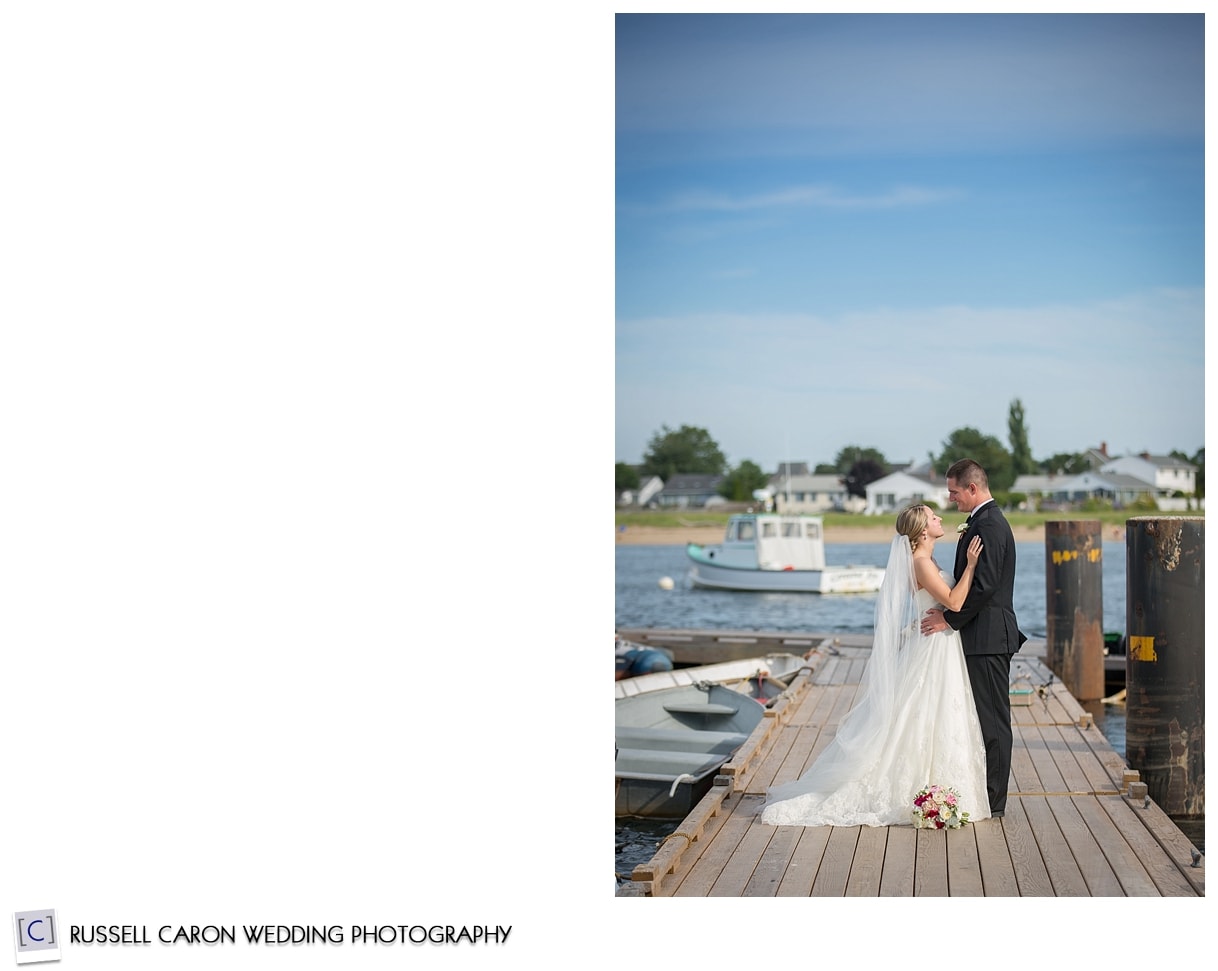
[27,919,45,942]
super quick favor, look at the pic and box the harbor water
[614,539,1200,882]
[615,540,1130,640]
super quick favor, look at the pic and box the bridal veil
[764,535,917,804]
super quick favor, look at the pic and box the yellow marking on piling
[1129,635,1157,662]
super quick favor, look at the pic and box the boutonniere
[956,522,969,534]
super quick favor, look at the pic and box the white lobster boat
[685,513,885,594]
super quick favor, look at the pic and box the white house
[1047,471,1154,507]
[863,471,950,516]
[1014,460,1200,511]
[1099,453,1197,498]
[767,472,857,513]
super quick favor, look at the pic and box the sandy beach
[615,523,1050,546]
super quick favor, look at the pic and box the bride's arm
[913,537,982,612]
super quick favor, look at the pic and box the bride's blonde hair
[895,503,930,552]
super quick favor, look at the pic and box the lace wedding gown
[761,568,990,828]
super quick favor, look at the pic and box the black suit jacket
[943,501,1026,656]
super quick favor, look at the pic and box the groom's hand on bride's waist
[920,609,948,635]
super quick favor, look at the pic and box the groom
[921,458,1026,818]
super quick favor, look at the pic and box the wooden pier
[622,635,1204,897]
[617,625,1129,694]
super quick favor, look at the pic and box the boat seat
[661,702,740,716]
[615,726,748,754]
[613,748,727,780]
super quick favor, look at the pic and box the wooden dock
[622,636,1204,897]
[616,625,1128,692]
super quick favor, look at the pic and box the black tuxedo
[943,500,1026,814]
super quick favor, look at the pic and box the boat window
[806,522,821,539]
[761,522,777,538]
[733,521,755,541]
[782,522,801,537]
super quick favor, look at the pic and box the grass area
[615,507,1202,530]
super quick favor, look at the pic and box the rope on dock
[659,831,696,849]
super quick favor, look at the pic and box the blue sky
[616,13,1205,473]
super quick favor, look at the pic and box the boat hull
[615,683,766,818]
[686,544,884,593]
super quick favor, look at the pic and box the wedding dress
[761,536,990,827]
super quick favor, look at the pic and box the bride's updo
[895,503,930,551]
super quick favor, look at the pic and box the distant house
[1081,442,1115,470]
[1010,473,1058,501]
[1015,449,1200,511]
[616,474,664,508]
[654,473,726,509]
[863,470,950,516]
[765,471,854,513]
[1043,471,1154,507]
[773,462,810,479]
[1100,452,1197,499]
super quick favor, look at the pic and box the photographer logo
[12,910,59,965]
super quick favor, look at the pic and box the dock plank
[809,826,860,896]
[913,827,949,896]
[709,795,777,896]
[1097,796,1202,897]
[843,824,888,896]
[670,792,755,896]
[1044,795,1125,895]
[1071,795,1160,896]
[775,825,832,896]
[1018,795,1090,896]
[742,819,803,897]
[999,797,1055,896]
[877,825,916,896]
[946,824,984,896]
[975,817,1020,896]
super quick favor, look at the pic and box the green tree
[844,458,886,499]
[1007,398,1036,476]
[641,424,728,479]
[833,445,888,475]
[718,459,769,501]
[615,462,640,493]
[934,428,1014,491]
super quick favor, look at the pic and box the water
[613,540,1183,882]
[616,541,1131,638]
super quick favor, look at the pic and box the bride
[761,503,991,827]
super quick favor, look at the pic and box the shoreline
[615,523,1052,546]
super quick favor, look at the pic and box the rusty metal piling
[1044,520,1105,702]
[1125,516,1204,820]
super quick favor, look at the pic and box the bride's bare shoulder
[911,553,939,588]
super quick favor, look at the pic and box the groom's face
[946,477,980,514]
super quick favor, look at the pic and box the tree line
[616,398,1205,501]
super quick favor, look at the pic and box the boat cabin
[718,514,827,572]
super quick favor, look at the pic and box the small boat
[686,513,885,593]
[614,652,810,703]
[615,682,768,818]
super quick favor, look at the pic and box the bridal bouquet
[912,784,971,829]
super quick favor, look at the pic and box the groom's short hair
[946,458,988,490]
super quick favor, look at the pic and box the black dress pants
[964,652,1013,814]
